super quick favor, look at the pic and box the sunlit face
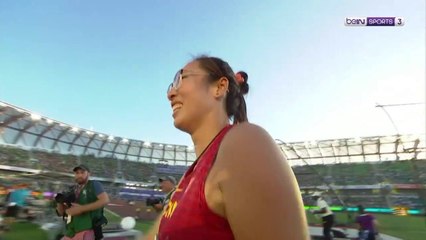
[167,61,217,133]
[160,180,174,193]
[235,72,244,84]
[74,169,89,185]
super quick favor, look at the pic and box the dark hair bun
[240,82,249,95]
[236,71,249,95]
[237,71,248,82]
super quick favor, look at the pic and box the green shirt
[65,180,103,237]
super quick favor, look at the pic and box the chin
[174,121,187,133]
[173,117,192,134]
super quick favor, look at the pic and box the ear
[213,77,229,98]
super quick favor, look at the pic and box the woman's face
[167,61,217,133]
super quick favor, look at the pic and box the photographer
[152,176,177,212]
[56,164,109,240]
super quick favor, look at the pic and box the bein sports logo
[345,17,404,26]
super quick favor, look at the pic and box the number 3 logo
[396,17,404,26]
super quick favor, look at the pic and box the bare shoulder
[215,123,309,239]
[223,122,275,148]
[215,122,288,179]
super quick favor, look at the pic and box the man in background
[152,176,176,212]
[311,192,334,240]
[56,164,109,240]
[356,205,378,240]
[3,184,30,230]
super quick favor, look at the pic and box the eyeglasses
[167,69,211,93]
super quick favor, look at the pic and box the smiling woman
[142,55,309,240]
[167,56,248,130]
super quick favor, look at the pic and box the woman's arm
[217,123,309,240]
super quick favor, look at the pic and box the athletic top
[8,188,30,207]
[157,125,234,240]
[317,198,333,217]
[356,214,375,231]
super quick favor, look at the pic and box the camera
[145,197,163,207]
[55,190,76,207]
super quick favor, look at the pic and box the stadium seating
[0,144,424,209]
[0,146,38,169]
[31,150,78,173]
[330,163,377,185]
[294,161,426,186]
[120,160,156,182]
[388,191,424,209]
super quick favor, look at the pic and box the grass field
[0,210,153,240]
[306,212,426,240]
[1,211,425,240]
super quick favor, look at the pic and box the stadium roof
[1,100,425,166]
[276,135,425,166]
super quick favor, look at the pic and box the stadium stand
[32,150,78,173]
[0,145,36,169]
[294,161,426,187]
[3,144,425,210]
[0,100,425,212]
[119,160,153,182]
[388,191,424,209]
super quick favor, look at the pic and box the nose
[167,85,177,101]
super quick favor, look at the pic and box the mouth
[172,103,183,113]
